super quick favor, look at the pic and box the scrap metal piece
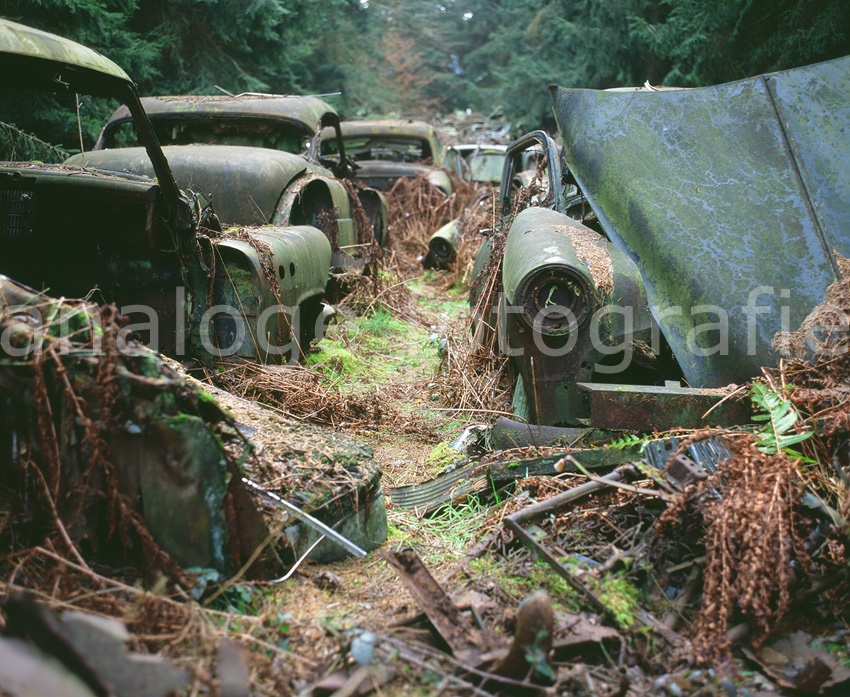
[642,436,731,476]
[665,454,709,491]
[489,416,586,450]
[575,382,751,431]
[241,477,367,558]
[381,547,493,666]
[388,440,642,514]
[424,219,460,269]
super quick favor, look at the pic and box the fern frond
[750,381,812,455]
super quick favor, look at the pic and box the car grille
[0,184,35,240]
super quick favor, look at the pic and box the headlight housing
[518,266,590,336]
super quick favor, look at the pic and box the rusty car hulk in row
[471,131,657,427]
[0,19,389,572]
[318,119,453,195]
[69,92,387,289]
[474,56,850,431]
[0,18,332,365]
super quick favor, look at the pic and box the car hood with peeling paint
[551,55,850,387]
[351,159,452,193]
[67,145,323,225]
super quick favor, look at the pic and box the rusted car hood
[0,162,156,190]
[353,160,452,194]
[0,18,129,93]
[551,55,850,387]
[67,145,315,225]
[354,160,438,180]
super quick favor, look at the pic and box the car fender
[211,225,331,362]
[501,206,652,425]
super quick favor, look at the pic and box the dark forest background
[2,0,849,147]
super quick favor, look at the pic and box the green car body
[318,119,452,195]
[72,93,388,274]
[475,55,850,429]
[0,18,331,365]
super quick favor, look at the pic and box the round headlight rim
[516,265,593,337]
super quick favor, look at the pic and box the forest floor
[199,261,850,697]
[3,217,848,697]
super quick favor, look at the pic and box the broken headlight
[517,266,590,336]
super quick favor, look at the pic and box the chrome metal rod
[241,477,367,558]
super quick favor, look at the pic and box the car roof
[0,18,130,91]
[450,143,507,152]
[105,94,337,135]
[334,120,438,140]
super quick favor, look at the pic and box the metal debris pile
[357,414,849,696]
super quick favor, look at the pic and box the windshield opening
[322,135,432,163]
[101,117,308,153]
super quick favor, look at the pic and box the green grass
[357,307,410,338]
[305,338,367,381]
[424,440,464,475]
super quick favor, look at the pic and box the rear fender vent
[0,184,35,240]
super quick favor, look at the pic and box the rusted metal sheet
[67,145,309,225]
[97,95,335,145]
[0,18,129,84]
[347,159,452,193]
[381,548,492,665]
[575,382,751,431]
[551,56,850,388]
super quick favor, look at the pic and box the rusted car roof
[335,119,438,139]
[551,55,850,387]
[100,95,337,138]
[320,119,444,162]
[0,18,129,85]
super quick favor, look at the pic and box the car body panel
[97,95,333,138]
[318,119,451,194]
[213,225,332,360]
[68,144,310,225]
[349,159,452,193]
[0,18,129,86]
[424,219,461,268]
[328,119,444,162]
[500,206,653,424]
[85,94,386,271]
[447,144,507,184]
[470,131,655,425]
[551,55,850,387]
